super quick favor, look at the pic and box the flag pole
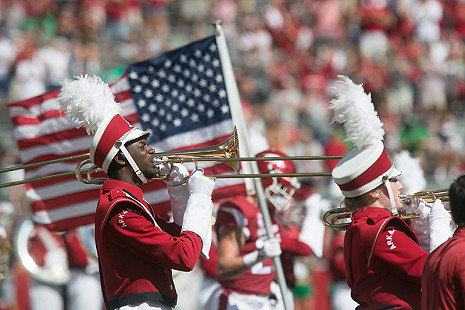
[214,21,292,310]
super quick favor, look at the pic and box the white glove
[410,199,432,252]
[298,193,327,258]
[154,156,170,178]
[164,163,189,186]
[164,164,190,225]
[429,199,452,252]
[243,237,282,268]
[181,169,215,258]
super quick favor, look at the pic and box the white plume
[393,150,426,194]
[57,74,121,134]
[329,75,384,150]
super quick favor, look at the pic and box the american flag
[7,35,247,232]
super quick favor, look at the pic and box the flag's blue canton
[127,35,231,143]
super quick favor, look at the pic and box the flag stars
[183,70,190,78]
[165,99,172,107]
[187,99,195,107]
[159,108,166,116]
[148,104,157,112]
[158,70,166,78]
[171,89,179,97]
[198,64,205,72]
[215,74,223,83]
[206,69,213,77]
[209,84,217,92]
[221,104,229,114]
[168,74,176,83]
[200,79,207,87]
[141,113,150,122]
[134,85,142,93]
[140,75,149,83]
[193,89,201,97]
[191,114,199,122]
[180,108,188,117]
[212,59,220,67]
[173,118,182,127]
[209,44,217,52]
[174,64,181,73]
[151,119,159,127]
[194,49,202,57]
[137,99,146,107]
[203,54,211,62]
[155,94,163,102]
[207,109,214,118]
[151,80,159,88]
[162,84,170,93]
[144,89,153,98]
[177,80,185,88]
[197,103,205,112]
[172,103,179,112]
[203,94,211,102]
[180,55,187,63]
[189,59,196,67]
[160,123,167,132]
[166,113,172,121]
[218,89,226,98]
[128,71,138,79]
[164,60,172,68]
[148,66,154,73]
[178,94,186,102]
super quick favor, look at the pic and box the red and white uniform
[344,207,428,310]
[422,227,465,310]
[95,179,203,310]
[214,196,277,296]
[276,222,313,289]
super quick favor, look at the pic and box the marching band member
[422,175,465,309]
[206,150,325,310]
[329,76,451,309]
[57,75,215,310]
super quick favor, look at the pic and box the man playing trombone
[329,76,451,309]
[57,75,215,310]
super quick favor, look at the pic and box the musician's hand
[187,169,215,197]
[429,199,452,252]
[243,237,282,267]
[154,156,170,178]
[164,163,189,186]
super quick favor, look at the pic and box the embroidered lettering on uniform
[386,229,396,249]
[118,210,128,228]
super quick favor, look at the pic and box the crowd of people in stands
[0,0,464,309]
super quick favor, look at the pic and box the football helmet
[256,150,301,212]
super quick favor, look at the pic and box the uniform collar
[352,206,392,224]
[101,179,144,202]
[453,226,465,238]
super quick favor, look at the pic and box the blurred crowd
[0,0,464,309]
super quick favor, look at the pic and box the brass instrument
[15,219,70,285]
[0,128,343,188]
[323,189,450,230]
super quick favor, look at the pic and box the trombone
[0,128,343,187]
[322,189,450,230]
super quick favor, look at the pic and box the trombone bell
[154,126,240,173]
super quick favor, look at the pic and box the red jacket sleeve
[105,208,203,272]
[373,226,428,286]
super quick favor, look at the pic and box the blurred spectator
[13,35,46,100]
